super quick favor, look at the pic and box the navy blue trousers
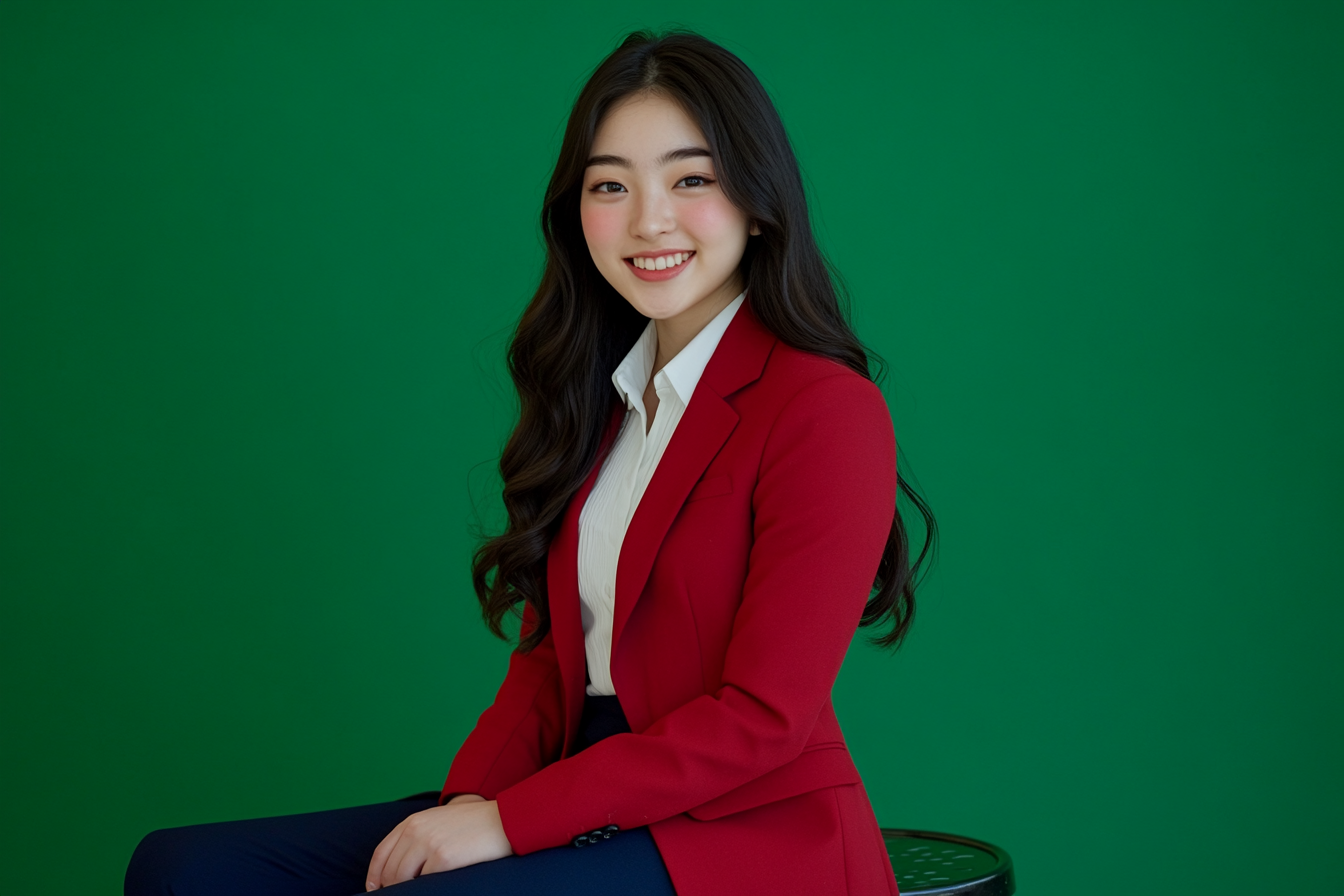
[125,697,676,895]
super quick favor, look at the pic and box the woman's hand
[364,795,513,890]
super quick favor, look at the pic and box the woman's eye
[592,182,626,194]
[679,175,711,188]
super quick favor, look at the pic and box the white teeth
[632,252,692,271]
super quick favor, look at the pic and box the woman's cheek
[580,202,625,254]
[678,194,749,243]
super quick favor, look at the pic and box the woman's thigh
[387,828,675,896]
[125,794,676,896]
[125,795,438,896]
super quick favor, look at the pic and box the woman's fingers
[367,802,511,888]
[390,841,430,887]
[365,819,404,890]
[380,811,434,887]
[378,828,416,887]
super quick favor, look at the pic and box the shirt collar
[611,291,746,411]
[612,320,657,411]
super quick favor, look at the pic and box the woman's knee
[124,823,245,896]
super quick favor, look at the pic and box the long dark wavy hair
[473,29,938,653]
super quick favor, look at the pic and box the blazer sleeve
[494,372,897,853]
[438,605,566,803]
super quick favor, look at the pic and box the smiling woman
[579,92,760,428]
[581,97,757,308]
[125,28,936,896]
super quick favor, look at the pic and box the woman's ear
[749,221,762,236]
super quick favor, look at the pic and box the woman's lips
[626,251,694,282]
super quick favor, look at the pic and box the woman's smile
[580,92,751,328]
[626,250,695,280]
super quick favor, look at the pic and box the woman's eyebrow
[657,146,712,165]
[584,146,713,169]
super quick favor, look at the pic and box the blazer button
[572,824,620,848]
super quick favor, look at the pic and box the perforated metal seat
[881,829,1015,896]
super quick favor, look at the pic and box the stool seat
[881,829,1015,896]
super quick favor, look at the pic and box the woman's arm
[439,609,567,802]
[496,372,898,853]
[365,611,563,889]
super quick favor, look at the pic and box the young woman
[127,29,935,896]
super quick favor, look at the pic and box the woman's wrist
[446,793,486,805]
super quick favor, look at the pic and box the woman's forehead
[589,93,708,165]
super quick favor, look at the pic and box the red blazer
[440,297,900,896]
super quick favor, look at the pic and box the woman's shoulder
[745,341,897,476]
[757,340,890,414]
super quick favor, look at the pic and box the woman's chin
[637,295,724,324]
[615,280,695,320]
[619,277,744,324]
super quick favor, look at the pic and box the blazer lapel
[548,398,626,756]
[610,298,778,662]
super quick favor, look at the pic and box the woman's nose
[631,190,675,239]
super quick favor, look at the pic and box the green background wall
[2,2,1340,893]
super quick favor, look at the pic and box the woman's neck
[649,277,743,377]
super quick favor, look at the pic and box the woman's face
[580,92,757,323]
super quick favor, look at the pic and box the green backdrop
[2,2,1341,893]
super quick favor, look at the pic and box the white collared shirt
[577,291,746,696]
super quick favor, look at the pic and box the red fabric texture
[440,298,900,896]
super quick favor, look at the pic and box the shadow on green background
[2,2,1340,893]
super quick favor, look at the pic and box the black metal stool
[881,829,1015,895]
